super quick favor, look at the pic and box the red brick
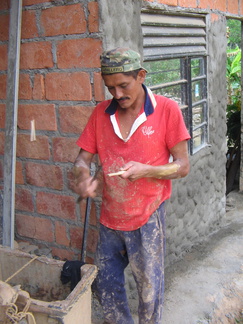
[59,105,94,134]
[87,227,98,254]
[21,10,38,39]
[157,0,177,5]
[0,14,9,41]
[15,188,34,212]
[16,214,54,242]
[55,221,70,247]
[210,13,220,22]
[0,104,5,128]
[18,104,57,131]
[0,160,3,180]
[0,132,4,155]
[198,0,210,9]
[57,38,102,69]
[16,161,25,185]
[178,0,197,7]
[227,0,239,14]
[67,168,76,193]
[70,225,83,250]
[40,4,86,37]
[20,41,53,69]
[33,74,45,100]
[19,74,32,100]
[80,200,97,227]
[0,74,7,99]
[94,72,105,102]
[199,0,226,10]
[36,191,76,220]
[52,137,79,163]
[86,256,95,264]
[26,162,63,190]
[0,44,8,70]
[0,0,10,10]
[213,0,226,11]
[51,247,75,261]
[23,0,51,5]
[88,2,99,33]
[16,134,50,160]
[45,72,92,101]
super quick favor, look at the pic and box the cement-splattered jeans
[95,203,166,324]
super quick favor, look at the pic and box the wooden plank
[3,0,22,248]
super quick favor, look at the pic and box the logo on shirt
[142,126,154,137]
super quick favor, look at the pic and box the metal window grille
[141,11,208,154]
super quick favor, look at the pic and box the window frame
[141,11,208,154]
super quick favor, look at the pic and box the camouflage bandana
[100,47,146,74]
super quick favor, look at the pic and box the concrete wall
[99,0,143,53]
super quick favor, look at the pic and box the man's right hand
[73,175,98,199]
[72,149,97,199]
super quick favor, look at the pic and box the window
[142,11,208,154]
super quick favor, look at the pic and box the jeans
[94,203,166,324]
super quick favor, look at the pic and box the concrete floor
[162,190,243,324]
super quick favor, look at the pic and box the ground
[92,190,243,323]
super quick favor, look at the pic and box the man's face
[102,70,146,110]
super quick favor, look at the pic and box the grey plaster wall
[98,0,228,265]
[165,16,228,265]
[99,0,143,53]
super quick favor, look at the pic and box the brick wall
[0,0,243,262]
[0,0,104,261]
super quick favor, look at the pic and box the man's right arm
[72,149,97,199]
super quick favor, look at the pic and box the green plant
[227,19,241,49]
[226,47,241,147]
[226,47,241,193]
[226,47,241,107]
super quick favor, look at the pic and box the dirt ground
[92,190,243,323]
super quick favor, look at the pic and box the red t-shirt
[77,86,190,231]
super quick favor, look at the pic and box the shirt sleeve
[76,108,98,154]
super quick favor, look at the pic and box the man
[73,47,190,324]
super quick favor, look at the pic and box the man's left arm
[121,140,190,181]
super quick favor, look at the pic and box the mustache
[115,97,129,102]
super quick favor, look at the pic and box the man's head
[100,47,147,110]
[100,47,146,77]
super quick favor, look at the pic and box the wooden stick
[30,119,36,141]
[108,170,125,177]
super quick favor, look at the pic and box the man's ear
[137,69,146,83]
